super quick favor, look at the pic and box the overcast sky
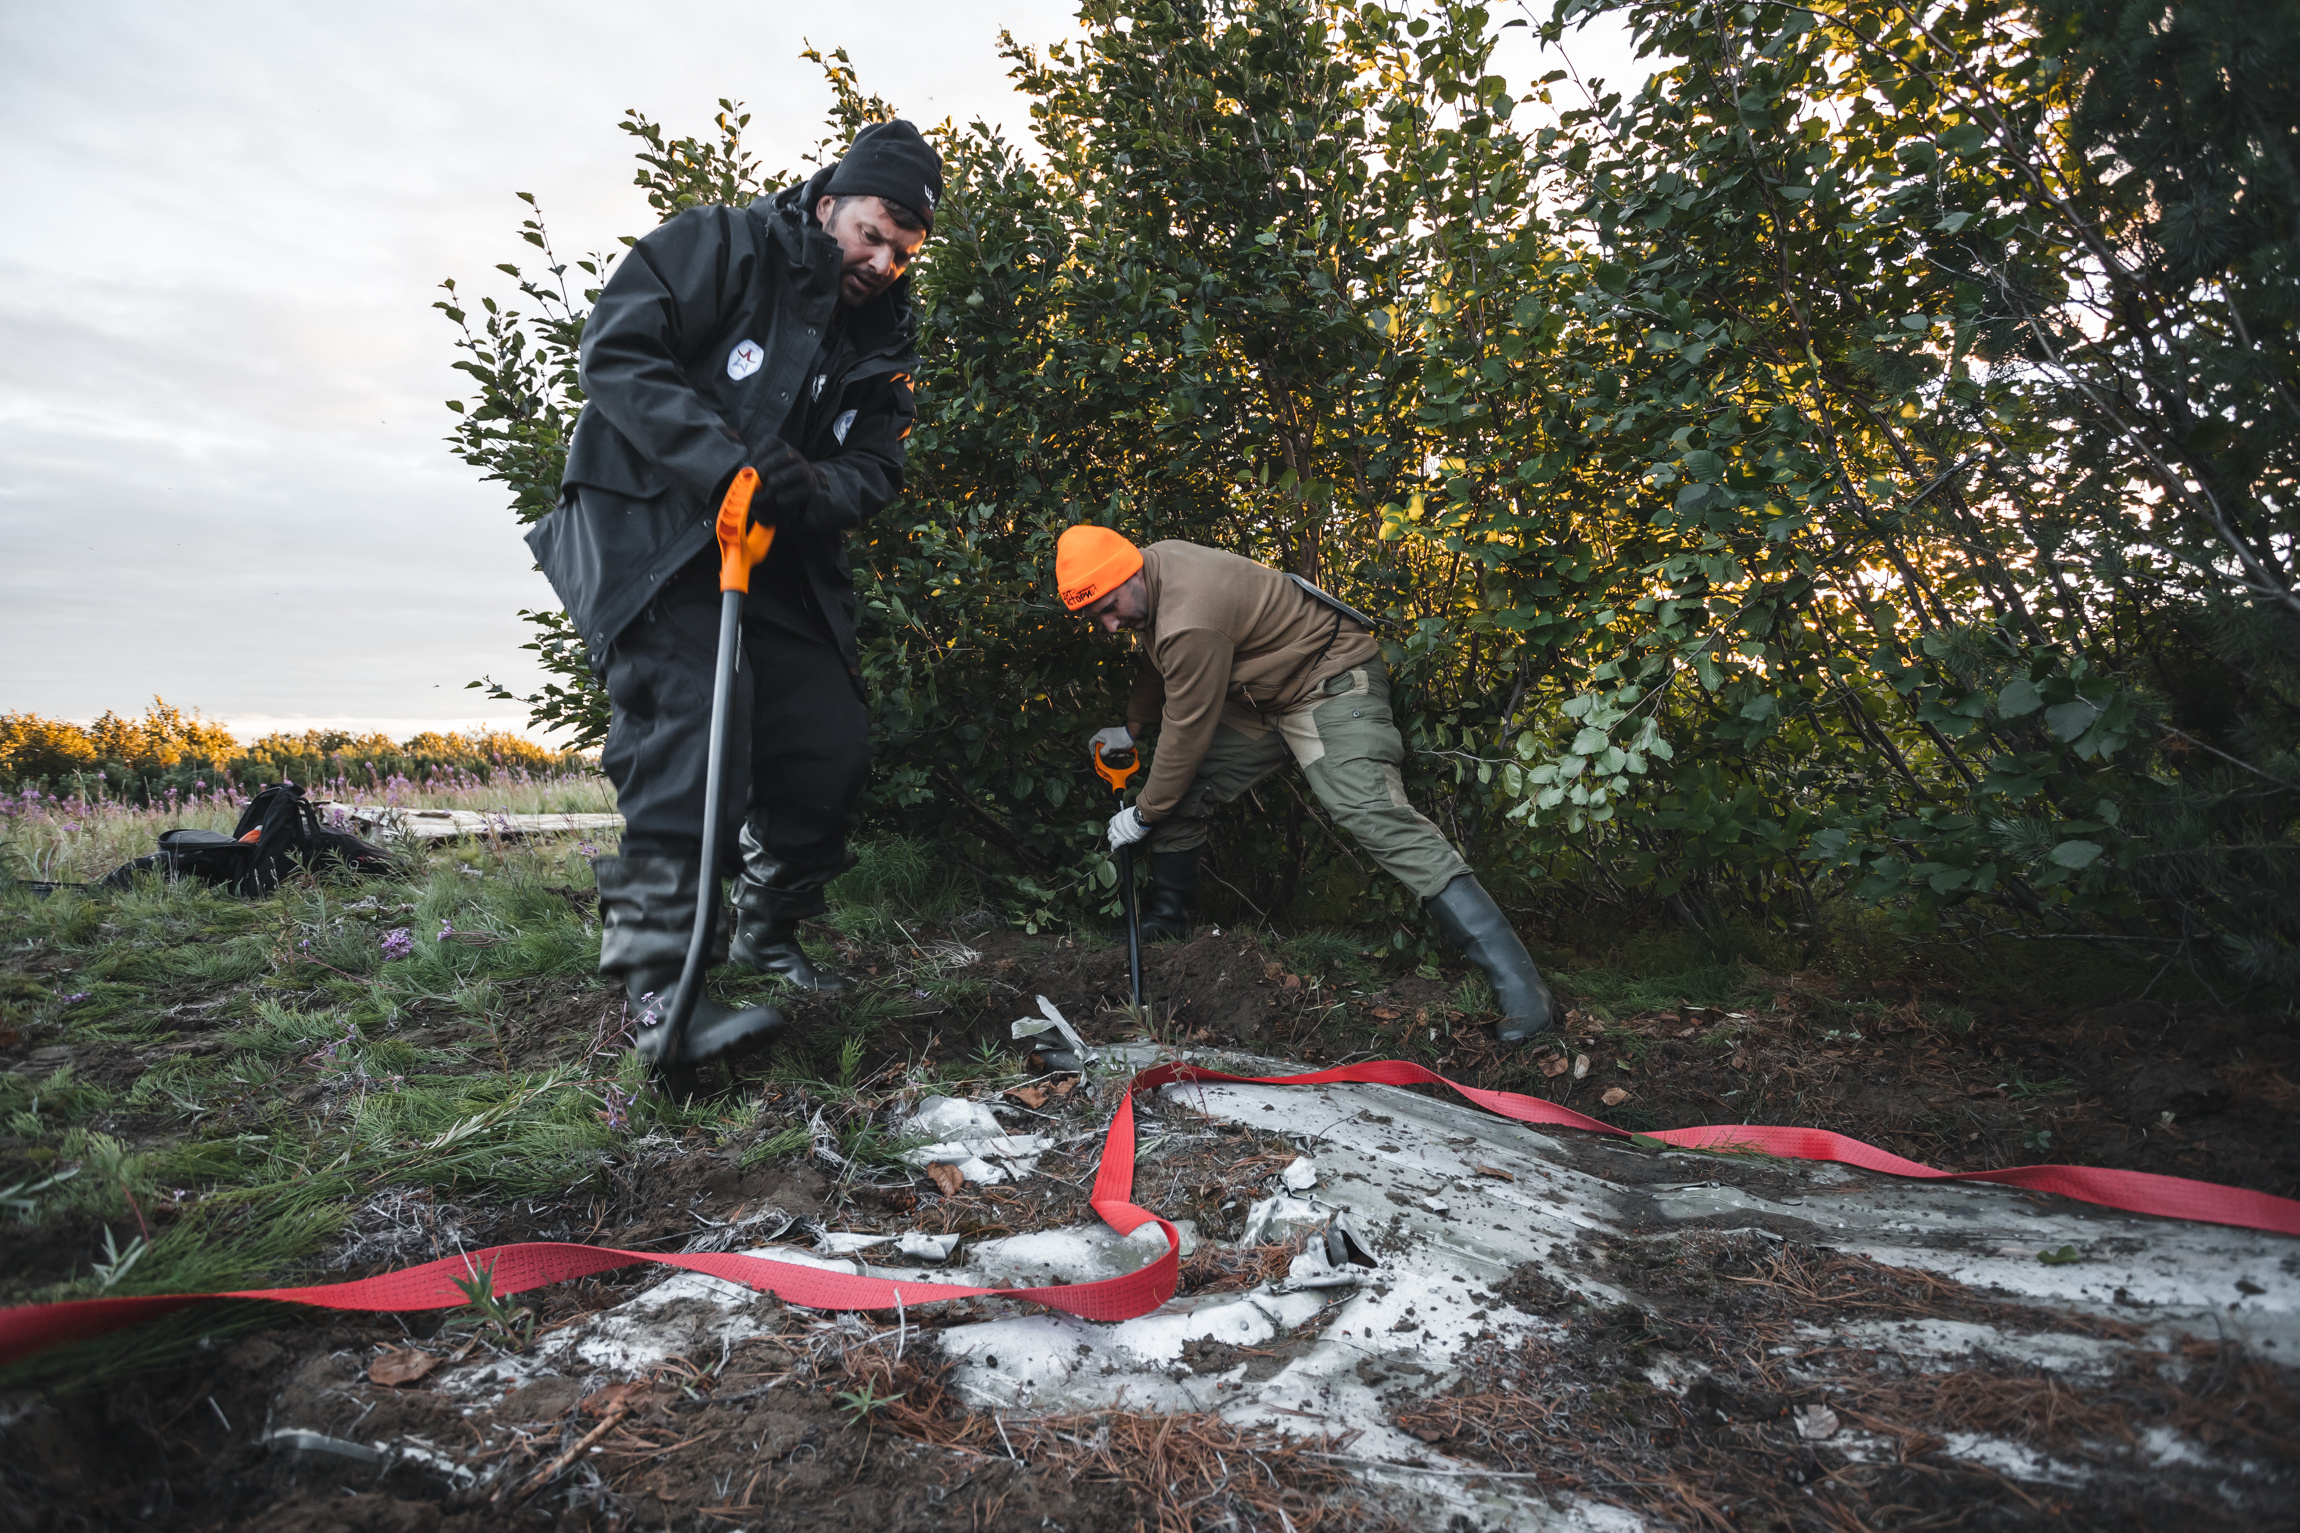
[0,1,1639,745]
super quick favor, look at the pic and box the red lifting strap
[4,1058,2293,1369]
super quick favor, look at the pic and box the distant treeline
[0,698,593,799]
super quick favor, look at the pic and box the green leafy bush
[440,2,2300,980]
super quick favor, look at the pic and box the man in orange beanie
[1053,526,1558,1044]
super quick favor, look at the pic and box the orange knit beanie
[1055,525,1143,610]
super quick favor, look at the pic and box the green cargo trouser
[1143,661,1470,900]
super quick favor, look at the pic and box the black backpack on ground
[98,783,395,894]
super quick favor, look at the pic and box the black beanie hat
[824,119,943,230]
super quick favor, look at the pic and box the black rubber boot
[1138,848,1200,943]
[729,828,853,993]
[623,965,790,1069]
[1424,874,1559,1044]
[731,918,850,993]
[595,856,788,1079]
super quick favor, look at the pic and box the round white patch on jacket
[726,339,764,381]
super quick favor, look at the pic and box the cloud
[1,0,1647,735]
[0,0,1078,729]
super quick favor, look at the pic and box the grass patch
[828,836,965,940]
[1275,930,1379,989]
[1564,961,1752,1020]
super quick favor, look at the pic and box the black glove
[758,443,825,529]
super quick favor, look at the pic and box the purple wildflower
[61,990,91,1005]
[598,1084,632,1131]
[380,928,414,960]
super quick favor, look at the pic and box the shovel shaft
[1117,822,1142,1010]
[656,588,744,1063]
[645,467,778,1081]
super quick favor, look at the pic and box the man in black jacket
[528,119,940,1067]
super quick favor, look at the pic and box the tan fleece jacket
[1122,541,1380,821]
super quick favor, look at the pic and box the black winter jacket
[528,166,919,671]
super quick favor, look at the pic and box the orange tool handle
[715,466,775,594]
[1092,740,1140,793]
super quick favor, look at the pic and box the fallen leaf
[1003,1084,1049,1109]
[1282,974,1302,992]
[1572,1053,1591,1081]
[1415,1007,1429,1025]
[1048,1077,1077,1096]
[1729,1053,1748,1070]
[367,1346,440,1388]
[1540,1055,1571,1078]
[926,1163,965,1196]
[1371,1006,1401,1021]
[1473,1164,1515,1182]
[1795,1404,1840,1441]
[1677,1026,1699,1038]
[1600,1086,1631,1107]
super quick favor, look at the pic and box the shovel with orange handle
[639,467,779,1092]
[1093,739,1144,1011]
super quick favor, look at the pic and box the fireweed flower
[598,1084,632,1131]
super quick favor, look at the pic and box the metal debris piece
[314,802,623,843]
[1011,996,1090,1073]
[902,1095,1052,1183]
[908,1096,1005,1140]
[810,1230,963,1264]
[1281,1239,1362,1291]
[1238,1192,1327,1245]
[900,1231,962,1263]
[263,1429,383,1464]
[1323,1210,1378,1271]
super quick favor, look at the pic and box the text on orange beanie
[1056,525,1144,610]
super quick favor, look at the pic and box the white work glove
[1088,724,1134,759]
[1105,805,1152,850]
